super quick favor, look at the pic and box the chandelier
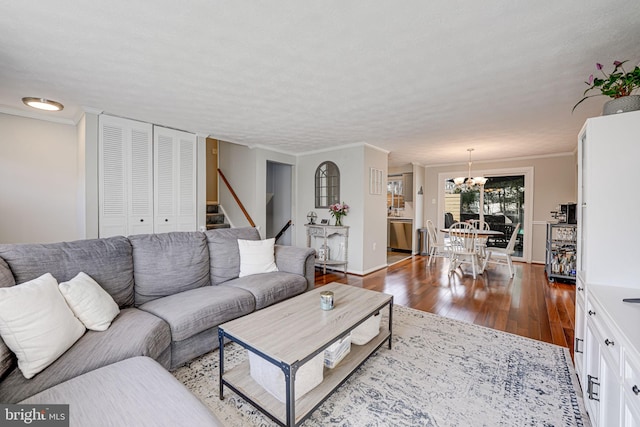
[453,148,487,189]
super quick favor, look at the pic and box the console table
[304,224,348,274]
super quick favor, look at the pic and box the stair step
[207,223,231,230]
[206,213,225,224]
[206,204,219,214]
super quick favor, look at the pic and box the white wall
[296,144,388,274]
[424,153,577,263]
[362,145,389,272]
[77,112,100,239]
[412,163,426,253]
[0,113,80,243]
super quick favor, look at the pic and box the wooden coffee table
[218,283,393,426]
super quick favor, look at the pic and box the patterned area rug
[173,306,590,427]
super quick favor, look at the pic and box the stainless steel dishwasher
[388,220,413,251]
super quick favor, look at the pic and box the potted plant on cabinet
[572,60,640,115]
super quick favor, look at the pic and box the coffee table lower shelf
[221,327,391,426]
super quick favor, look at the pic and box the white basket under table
[218,283,393,427]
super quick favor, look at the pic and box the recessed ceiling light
[22,97,64,112]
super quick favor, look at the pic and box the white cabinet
[99,115,154,237]
[584,292,621,426]
[582,286,640,426]
[574,274,586,384]
[99,115,197,237]
[576,111,640,426]
[153,126,196,233]
[577,111,640,287]
[623,352,640,427]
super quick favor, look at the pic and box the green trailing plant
[572,60,640,112]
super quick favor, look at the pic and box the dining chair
[426,220,450,266]
[468,220,491,257]
[448,222,481,279]
[482,223,521,278]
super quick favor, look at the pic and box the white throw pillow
[0,273,85,379]
[59,272,120,332]
[238,238,279,277]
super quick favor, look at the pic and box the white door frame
[437,166,534,263]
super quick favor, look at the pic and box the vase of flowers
[573,60,640,115]
[329,202,349,226]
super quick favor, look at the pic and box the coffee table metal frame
[218,284,393,427]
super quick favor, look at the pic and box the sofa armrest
[274,245,316,292]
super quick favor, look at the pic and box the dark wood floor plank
[314,255,576,353]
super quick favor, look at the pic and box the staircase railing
[217,168,256,228]
[274,220,292,243]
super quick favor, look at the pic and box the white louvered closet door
[153,126,196,233]
[177,135,196,231]
[127,127,154,235]
[99,115,153,238]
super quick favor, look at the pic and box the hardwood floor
[314,255,576,357]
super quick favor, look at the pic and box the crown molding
[424,151,576,168]
[0,105,76,125]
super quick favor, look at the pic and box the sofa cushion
[0,236,135,307]
[0,273,86,379]
[0,257,14,288]
[223,272,307,310]
[0,307,170,403]
[138,285,255,342]
[130,232,210,306]
[20,356,224,427]
[59,272,121,331]
[205,227,260,285]
[0,258,15,380]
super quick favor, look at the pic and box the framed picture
[320,219,329,225]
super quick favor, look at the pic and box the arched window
[315,161,340,208]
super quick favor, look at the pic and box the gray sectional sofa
[0,227,315,426]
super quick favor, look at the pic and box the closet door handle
[633,385,640,395]
[140,219,144,222]
[604,338,614,346]
[587,375,600,401]
[574,338,583,354]
[165,219,169,222]
[588,310,596,316]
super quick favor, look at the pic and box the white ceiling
[1,1,639,166]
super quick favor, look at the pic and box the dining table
[439,227,505,275]
[439,228,504,238]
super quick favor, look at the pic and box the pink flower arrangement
[329,202,349,226]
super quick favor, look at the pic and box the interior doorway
[205,138,218,203]
[266,161,293,245]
